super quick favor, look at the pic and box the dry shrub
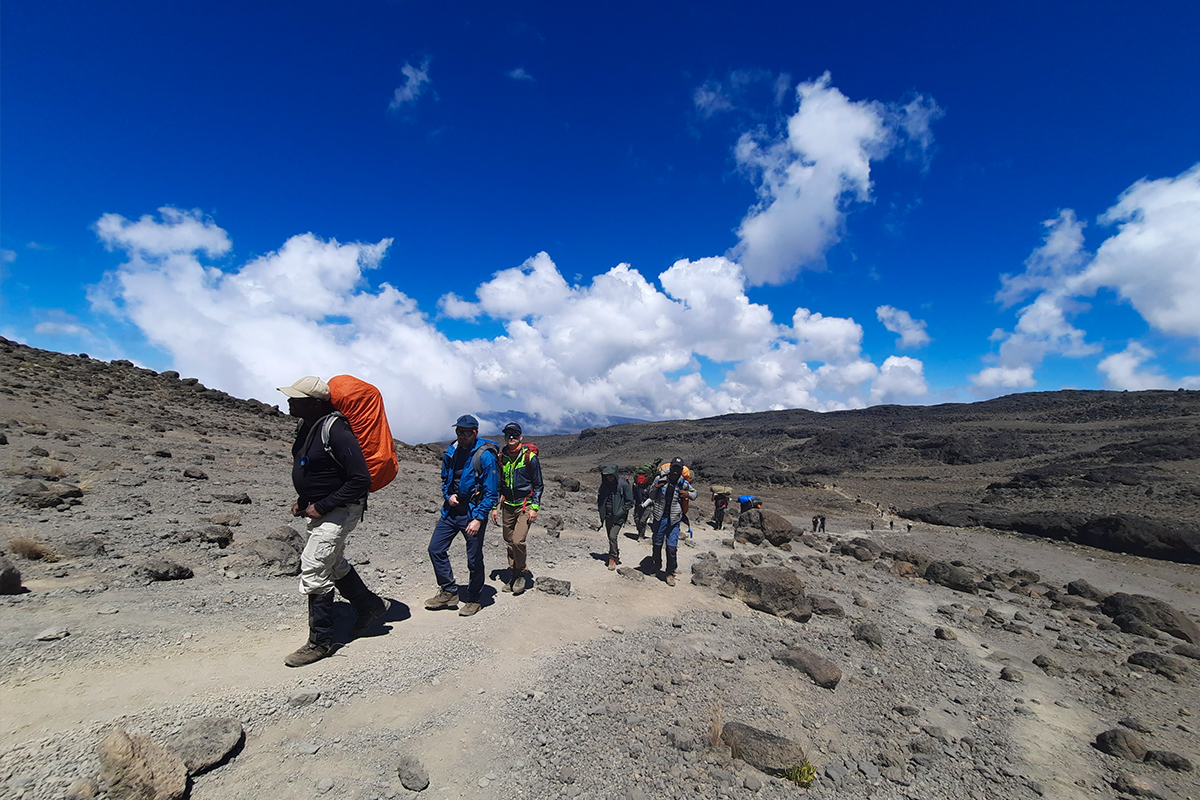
[707,704,724,747]
[43,463,68,479]
[8,536,53,561]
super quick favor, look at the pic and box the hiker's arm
[313,421,371,516]
[474,450,499,521]
[683,481,697,500]
[441,447,455,504]
[528,453,543,512]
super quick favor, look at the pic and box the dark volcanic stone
[534,576,571,596]
[733,509,793,546]
[721,721,809,776]
[1127,651,1189,682]
[1171,643,1200,660]
[1101,593,1200,643]
[1066,579,1109,602]
[169,717,244,776]
[718,566,812,622]
[1144,750,1193,771]
[1094,728,1148,761]
[808,594,845,617]
[690,552,723,587]
[924,561,977,593]
[851,621,884,649]
[136,559,193,582]
[773,648,842,689]
[0,556,22,594]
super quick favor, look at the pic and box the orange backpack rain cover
[328,375,398,492]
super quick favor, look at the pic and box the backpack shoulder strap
[318,412,347,468]
[471,440,499,479]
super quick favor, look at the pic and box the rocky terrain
[0,336,1198,800]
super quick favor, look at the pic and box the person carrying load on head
[490,422,543,595]
[425,414,499,618]
[648,457,696,587]
[597,464,634,569]
[278,375,387,668]
[710,485,732,530]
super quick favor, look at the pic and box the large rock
[924,561,977,593]
[1066,578,1109,602]
[1101,593,1200,644]
[535,576,571,596]
[689,552,724,587]
[721,721,810,776]
[0,556,22,594]
[733,510,793,547]
[773,647,842,689]
[1094,728,1148,762]
[135,559,193,583]
[57,534,107,559]
[98,729,189,800]
[1127,651,1189,682]
[396,754,430,791]
[838,537,882,562]
[718,567,812,622]
[168,717,243,776]
[229,528,303,576]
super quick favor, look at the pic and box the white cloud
[1,249,15,263]
[979,162,1200,390]
[90,212,931,440]
[1097,342,1170,390]
[970,365,1036,390]
[693,80,734,118]
[94,207,231,258]
[389,59,431,111]
[506,67,534,82]
[32,309,88,338]
[731,72,939,285]
[876,305,930,348]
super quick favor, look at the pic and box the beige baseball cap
[277,375,330,400]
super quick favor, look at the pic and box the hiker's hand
[304,504,323,521]
[466,519,481,536]
[290,502,301,517]
[527,508,538,523]
[490,509,498,524]
[447,493,460,507]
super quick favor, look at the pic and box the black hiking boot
[285,591,335,667]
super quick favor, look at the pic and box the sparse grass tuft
[43,463,67,479]
[781,759,818,787]
[77,473,100,494]
[707,704,724,747]
[8,536,54,561]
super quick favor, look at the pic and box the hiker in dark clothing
[819,515,826,533]
[712,492,729,530]
[632,473,653,540]
[648,458,696,586]
[278,375,386,668]
[597,464,634,569]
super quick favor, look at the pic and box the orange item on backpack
[328,375,398,492]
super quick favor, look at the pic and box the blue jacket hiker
[425,414,499,617]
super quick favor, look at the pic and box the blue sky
[3,1,1199,441]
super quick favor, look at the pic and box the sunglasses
[505,434,521,440]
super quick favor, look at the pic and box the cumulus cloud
[978,162,1200,391]
[731,72,940,285]
[506,67,534,81]
[32,309,89,338]
[389,59,431,111]
[94,207,231,258]
[693,80,734,118]
[969,364,1036,390]
[90,212,930,441]
[1097,342,1170,390]
[876,305,930,349]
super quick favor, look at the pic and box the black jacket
[292,414,370,515]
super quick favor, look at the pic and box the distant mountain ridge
[475,409,647,436]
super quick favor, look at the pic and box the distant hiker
[597,464,634,569]
[889,519,894,530]
[278,376,386,668]
[812,515,818,533]
[648,458,696,586]
[426,415,499,617]
[632,472,653,540]
[712,491,729,530]
[907,523,912,532]
[819,515,826,533]
[490,422,542,595]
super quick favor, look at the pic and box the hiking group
[276,374,705,668]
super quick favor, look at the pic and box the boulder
[396,754,430,791]
[808,594,845,618]
[1032,654,1065,677]
[196,525,233,548]
[733,509,793,547]
[720,721,810,776]
[1094,728,1148,762]
[718,567,812,622]
[773,647,842,689]
[1066,578,1109,602]
[1112,771,1168,799]
[851,621,883,649]
[1143,750,1193,772]
[924,561,977,593]
[1171,643,1200,660]
[0,556,22,594]
[57,534,106,559]
[689,553,723,587]
[1127,651,1189,682]
[98,729,188,800]
[839,537,882,562]
[535,576,571,596]
[168,717,243,776]
[135,559,193,583]
[1101,593,1200,643]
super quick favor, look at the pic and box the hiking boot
[284,642,331,667]
[425,590,459,610]
[512,576,526,596]
[501,581,514,593]
[666,573,677,587]
[351,597,387,637]
[607,557,618,570]
[458,601,482,617]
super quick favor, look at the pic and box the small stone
[316,776,334,793]
[1000,666,1023,682]
[397,754,430,791]
[743,774,762,791]
[35,627,69,641]
[935,627,957,640]
[182,467,209,480]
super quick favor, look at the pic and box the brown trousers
[501,504,532,578]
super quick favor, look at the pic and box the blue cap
[454,414,479,429]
